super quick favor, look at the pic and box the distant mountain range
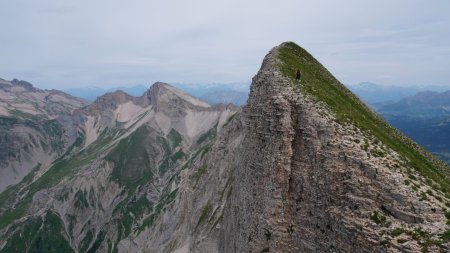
[347,83,450,162]
[65,85,149,101]
[373,90,450,163]
[347,81,450,104]
[376,90,450,118]
[341,83,450,163]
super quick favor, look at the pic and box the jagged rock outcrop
[1,42,450,253]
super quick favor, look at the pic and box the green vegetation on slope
[79,230,94,253]
[41,119,65,151]
[167,128,183,148]
[0,128,118,230]
[106,126,155,192]
[115,195,153,239]
[139,189,178,233]
[86,230,106,253]
[196,124,218,145]
[74,190,90,209]
[196,202,212,229]
[157,129,186,175]
[0,211,74,253]
[277,42,450,194]
[0,123,186,232]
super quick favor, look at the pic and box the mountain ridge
[222,42,450,252]
[0,78,89,120]
[0,42,449,252]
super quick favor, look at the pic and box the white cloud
[0,0,450,89]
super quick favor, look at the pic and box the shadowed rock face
[0,43,450,253]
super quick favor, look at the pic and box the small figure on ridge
[296,69,302,81]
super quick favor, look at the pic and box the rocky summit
[1,42,450,253]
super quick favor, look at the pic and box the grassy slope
[0,211,74,253]
[277,42,450,195]
[106,125,156,193]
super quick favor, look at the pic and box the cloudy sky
[1,0,450,89]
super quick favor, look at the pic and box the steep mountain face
[0,82,238,253]
[0,79,89,192]
[1,43,450,253]
[220,42,450,252]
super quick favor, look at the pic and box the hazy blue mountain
[200,90,248,106]
[377,90,450,118]
[347,82,450,104]
[347,82,419,104]
[65,86,106,101]
[65,85,148,101]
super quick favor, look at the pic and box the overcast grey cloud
[1,0,450,89]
